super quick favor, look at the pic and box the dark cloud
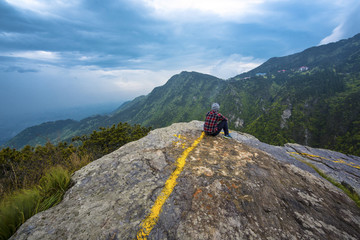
[0,0,173,70]
[0,1,32,32]
[0,0,359,129]
[4,66,39,73]
[0,0,334,70]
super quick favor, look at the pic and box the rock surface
[11,121,360,240]
[231,131,360,195]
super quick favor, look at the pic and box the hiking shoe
[223,134,232,139]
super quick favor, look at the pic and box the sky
[1,0,360,118]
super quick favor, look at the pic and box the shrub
[0,121,150,239]
[73,122,151,160]
[37,166,71,212]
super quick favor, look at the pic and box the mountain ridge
[235,33,360,78]
[108,71,224,127]
[3,33,360,156]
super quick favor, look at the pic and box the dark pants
[208,119,229,136]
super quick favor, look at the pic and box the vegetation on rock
[0,122,150,240]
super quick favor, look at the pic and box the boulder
[11,121,360,240]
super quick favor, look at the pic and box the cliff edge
[11,121,360,239]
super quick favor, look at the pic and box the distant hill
[4,115,109,148]
[4,71,224,148]
[4,33,360,156]
[0,103,121,146]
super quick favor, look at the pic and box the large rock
[231,132,360,195]
[11,121,360,240]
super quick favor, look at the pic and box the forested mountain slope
[4,33,360,156]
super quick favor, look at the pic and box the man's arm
[217,113,228,121]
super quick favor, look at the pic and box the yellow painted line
[288,152,360,169]
[136,132,205,240]
[220,131,232,134]
[174,134,187,140]
[173,134,188,149]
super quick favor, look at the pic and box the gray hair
[211,103,220,111]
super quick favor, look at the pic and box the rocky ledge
[11,121,360,240]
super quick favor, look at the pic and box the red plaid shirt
[204,110,227,134]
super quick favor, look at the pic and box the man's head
[211,103,220,111]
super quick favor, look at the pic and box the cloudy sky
[1,0,360,117]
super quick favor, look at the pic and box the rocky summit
[11,121,360,240]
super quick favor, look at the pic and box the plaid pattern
[204,110,227,134]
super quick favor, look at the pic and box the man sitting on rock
[204,103,232,139]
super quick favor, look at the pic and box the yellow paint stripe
[288,151,360,169]
[220,131,232,134]
[136,132,205,240]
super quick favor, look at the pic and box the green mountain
[5,115,109,148]
[237,32,360,77]
[107,72,224,127]
[4,33,360,156]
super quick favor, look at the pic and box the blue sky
[1,0,360,116]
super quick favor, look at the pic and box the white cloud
[179,54,263,79]
[5,0,81,15]
[319,24,344,45]
[138,0,275,22]
[1,54,263,114]
[111,70,177,94]
[63,66,179,100]
[209,55,264,79]
[5,0,48,11]
[1,51,60,61]
[319,0,360,44]
[1,63,174,110]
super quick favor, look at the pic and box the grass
[0,122,150,239]
[291,154,360,208]
[309,163,360,208]
[0,166,71,240]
